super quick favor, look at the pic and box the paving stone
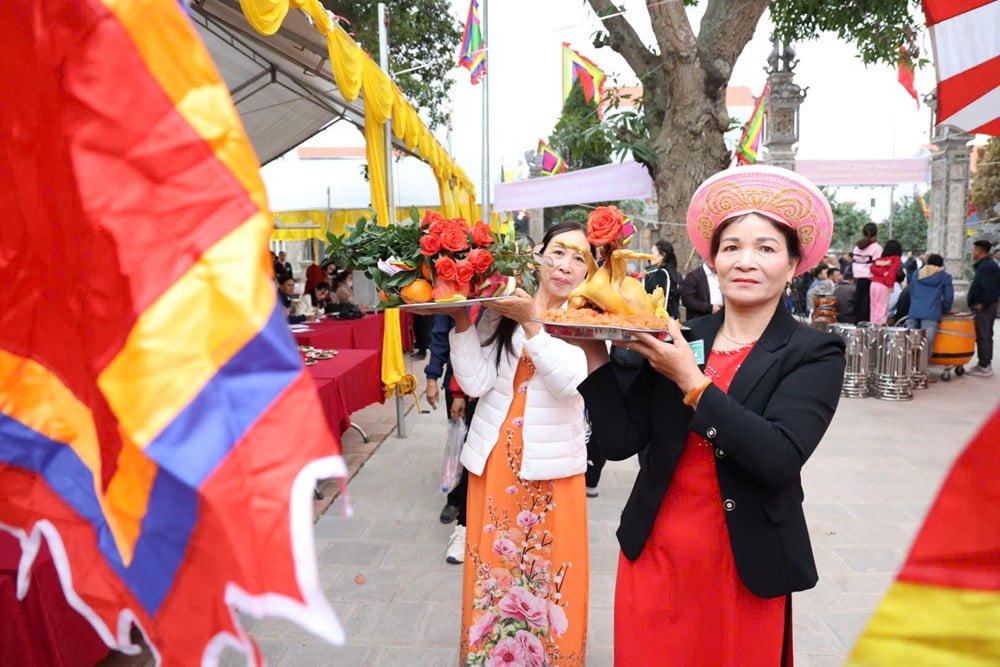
[394,568,462,604]
[281,641,370,667]
[318,540,388,567]
[419,603,462,646]
[370,647,458,666]
[343,602,426,643]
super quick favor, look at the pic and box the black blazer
[679,267,712,319]
[578,305,845,598]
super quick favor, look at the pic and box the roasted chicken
[556,241,669,319]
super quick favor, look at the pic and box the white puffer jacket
[449,309,588,481]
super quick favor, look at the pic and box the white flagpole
[480,0,490,226]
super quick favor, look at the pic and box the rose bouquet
[325,208,536,308]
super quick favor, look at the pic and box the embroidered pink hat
[686,165,834,275]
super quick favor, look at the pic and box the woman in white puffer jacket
[444,221,592,665]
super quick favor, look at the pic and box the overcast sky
[444,0,940,183]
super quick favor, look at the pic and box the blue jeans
[906,318,939,361]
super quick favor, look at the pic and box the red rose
[421,211,444,229]
[471,221,493,247]
[434,255,458,281]
[587,206,624,247]
[455,259,475,284]
[467,248,494,274]
[441,226,470,253]
[420,233,442,256]
[428,218,448,235]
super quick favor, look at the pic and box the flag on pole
[897,46,920,108]
[922,0,1000,135]
[562,43,606,104]
[917,193,931,220]
[848,407,1000,666]
[538,140,568,176]
[621,217,638,246]
[735,83,769,165]
[459,0,487,84]
[0,0,345,663]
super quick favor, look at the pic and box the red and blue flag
[0,0,345,663]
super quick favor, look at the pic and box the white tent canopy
[190,0,414,165]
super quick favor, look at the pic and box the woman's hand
[616,318,706,394]
[482,288,536,324]
[450,396,466,421]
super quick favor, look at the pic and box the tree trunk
[651,70,730,272]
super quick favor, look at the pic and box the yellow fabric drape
[270,228,324,241]
[380,309,405,392]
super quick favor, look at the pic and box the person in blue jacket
[906,253,953,355]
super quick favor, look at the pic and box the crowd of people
[414,165,850,665]
[271,251,360,323]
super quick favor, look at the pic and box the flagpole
[480,0,490,227]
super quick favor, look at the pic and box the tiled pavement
[106,330,999,666]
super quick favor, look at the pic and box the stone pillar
[762,40,807,171]
[928,125,974,276]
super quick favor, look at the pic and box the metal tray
[395,295,515,312]
[536,320,672,341]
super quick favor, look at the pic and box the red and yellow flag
[0,0,345,663]
[849,407,1000,665]
[736,83,769,165]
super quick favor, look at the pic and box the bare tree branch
[585,0,659,79]
[646,0,698,61]
[697,0,770,89]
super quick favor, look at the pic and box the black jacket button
[723,498,736,511]
[706,427,718,439]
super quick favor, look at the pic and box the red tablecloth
[294,311,414,354]
[0,532,110,666]
[308,349,383,435]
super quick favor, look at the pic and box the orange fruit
[378,289,388,302]
[421,262,432,281]
[400,278,433,304]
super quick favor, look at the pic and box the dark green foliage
[885,195,928,252]
[770,0,924,66]
[326,0,461,128]
[548,81,613,170]
[827,191,875,252]
[971,137,1000,224]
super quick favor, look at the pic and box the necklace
[717,328,758,347]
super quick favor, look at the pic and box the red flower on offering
[420,233,442,256]
[471,221,493,247]
[456,259,475,284]
[434,255,458,281]
[467,248,494,274]
[441,225,470,253]
[421,210,444,230]
[587,206,624,247]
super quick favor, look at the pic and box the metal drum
[907,328,929,390]
[856,322,884,394]
[832,324,870,398]
[874,327,913,401]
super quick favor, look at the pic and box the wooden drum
[929,314,975,368]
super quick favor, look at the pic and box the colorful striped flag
[0,0,345,663]
[849,407,1000,666]
[538,140,568,176]
[923,0,1000,135]
[736,83,769,165]
[621,218,638,246]
[918,193,931,220]
[459,0,487,85]
[562,43,606,105]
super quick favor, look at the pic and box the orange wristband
[682,378,712,407]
